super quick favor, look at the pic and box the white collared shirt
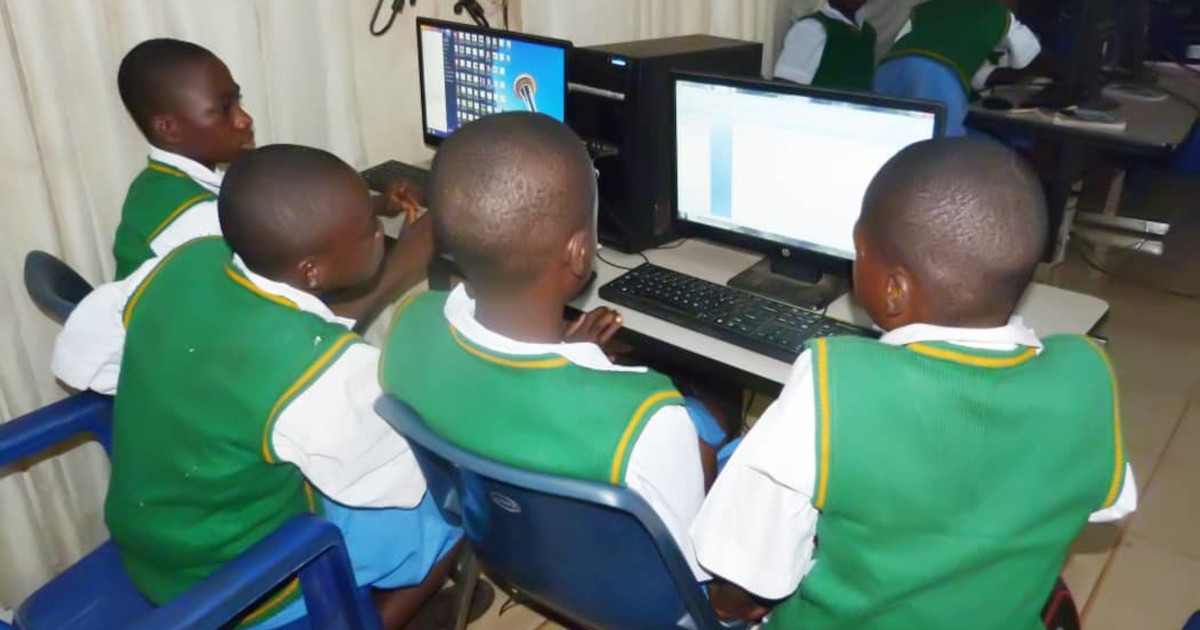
[775,1,868,86]
[143,146,225,258]
[52,253,427,510]
[690,318,1137,600]
[894,9,1043,91]
[443,285,710,580]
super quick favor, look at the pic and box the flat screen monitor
[673,73,944,282]
[417,18,570,145]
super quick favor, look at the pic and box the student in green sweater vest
[875,0,1043,136]
[775,0,876,91]
[112,39,426,326]
[691,137,1137,629]
[380,112,738,582]
[54,145,491,629]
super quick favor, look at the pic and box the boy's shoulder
[124,160,214,208]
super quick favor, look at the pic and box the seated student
[774,0,876,91]
[875,0,1042,136]
[380,112,731,581]
[53,145,471,630]
[690,137,1137,628]
[113,39,426,323]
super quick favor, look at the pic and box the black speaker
[567,35,763,252]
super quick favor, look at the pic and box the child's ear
[297,257,323,292]
[151,115,181,144]
[885,267,913,320]
[564,229,590,279]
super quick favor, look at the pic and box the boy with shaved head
[113,39,426,326]
[53,145,475,629]
[381,112,733,582]
[692,137,1137,629]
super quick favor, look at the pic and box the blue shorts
[683,397,741,471]
[248,493,463,629]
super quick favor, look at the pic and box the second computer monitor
[675,75,943,288]
[417,18,570,145]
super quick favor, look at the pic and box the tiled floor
[465,173,1200,629]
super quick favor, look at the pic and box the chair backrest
[24,250,94,323]
[376,395,723,630]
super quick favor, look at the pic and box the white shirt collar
[231,255,357,330]
[443,284,645,373]
[819,0,864,27]
[148,145,224,195]
[879,317,1044,353]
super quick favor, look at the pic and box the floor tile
[1082,534,1200,630]
[1062,523,1125,608]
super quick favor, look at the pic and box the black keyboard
[361,160,430,193]
[599,264,877,362]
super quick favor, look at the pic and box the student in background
[775,0,876,91]
[875,0,1042,136]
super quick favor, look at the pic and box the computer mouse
[981,96,1014,111]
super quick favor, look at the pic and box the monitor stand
[727,256,849,312]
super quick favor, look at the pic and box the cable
[1068,238,1200,300]
[654,238,689,250]
[369,0,411,37]
[454,0,491,28]
[596,248,648,271]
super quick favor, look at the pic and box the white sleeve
[894,19,913,43]
[1004,14,1042,69]
[625,404,710,581]
[149,200,222,257]
[51,257,163,394]
[690,351,820,600]
[271,343,427,509]
[972,60,998,91]
[774,19,828,86]
[1089,464,1138,523]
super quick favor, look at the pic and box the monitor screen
[674,76,942,261]
[418,19,569,144]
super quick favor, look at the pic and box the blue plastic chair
[376,395,734,630]
[0,392,382,630]
[23,251,93,323]
[876,55,969,137]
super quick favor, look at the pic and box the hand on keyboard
[564,307,624,347]
[378,178,424,225]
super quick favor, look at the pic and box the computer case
[567,35,763,252]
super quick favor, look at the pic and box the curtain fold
[0,0,471,606]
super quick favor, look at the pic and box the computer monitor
[673,74,944,307]
[1020,0,1120,109]
[416,18,570,145]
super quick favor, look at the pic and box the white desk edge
[570,239,1110,386]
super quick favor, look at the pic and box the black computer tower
[567,35,763,252]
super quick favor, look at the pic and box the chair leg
[453,547,481,630]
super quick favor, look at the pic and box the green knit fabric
[106,237,359,622]
[381,291,683,485]
[809,13,877,91]
[770,334,1125,630]
[113,159,216,279]
[883,0,1012,94]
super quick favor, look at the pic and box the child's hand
[564,307,623,347]
[378,178,425,225]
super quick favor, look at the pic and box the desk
[967,72,1199,261]
[570,239,1109,391]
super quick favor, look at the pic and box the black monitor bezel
[670,71,947,272]
[416,17,572,147]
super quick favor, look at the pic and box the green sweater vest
[884,0,1011,94]
[768,335,1125,630]
[809,13,877,92]
[113,158,216,280]
[380,291,683,485]
[106,237,360,623]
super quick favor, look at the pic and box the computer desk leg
[1074,168,1171,237]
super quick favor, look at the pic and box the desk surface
[968,72,1199,153]
[571,239,1110,386]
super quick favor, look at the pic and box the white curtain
[0,0,494,607]
[518,0,805,77]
